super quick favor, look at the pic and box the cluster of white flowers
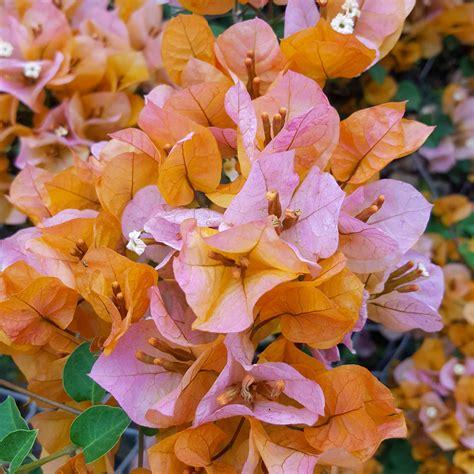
[330,0,361,35]
[417,262,430,278]
[23,61,42,79]
[54,125,69,137]
[0,39,14,58]
[127,230,147,256]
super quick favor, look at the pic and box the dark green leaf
[141,427,159,437]
[0,397,28,442]
[456,213,474,238]
[0,429,37,473]
[459,242,474,271]
[369,63,387,85]
[426,216,451,238]
[422,114,454,148]
[394,80,421,111]
[379,439,419,474]
[460,56,474,77]
[63,343,106,403]
[70,406,130,463]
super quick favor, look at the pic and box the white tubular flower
[417,262,430,278]
[223,157,239,182]
[425,406,438,419]
[127,230,147,256]
[0,40,14,58]
[23,61,42,79]
[342,0,361,18]
[330,13,355,35]
[453,363,465,376]
[54,125,69,137]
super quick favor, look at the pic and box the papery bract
[173,219,308,333]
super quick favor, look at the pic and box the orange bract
[305,365,407,463]
[281,19,376,86]
[161,14,215,85]
[180,0,234,15]
[331,102,434,184]
[0,273,77,346]
[96,152,159,218]
[158,129,222,206]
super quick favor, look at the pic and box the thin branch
[17,445,77,473]
[0,379,82,416]
[412,153,440,199]
[247,3,268,20]
[138,429,145,468]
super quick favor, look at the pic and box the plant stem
[0,379,82,415]
[17,445,77,473]
[138,429,144,468]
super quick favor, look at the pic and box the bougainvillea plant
[0,0,459,472]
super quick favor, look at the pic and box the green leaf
[426,216,451,238]
[422,113,454,148]
[0,397,28,442]
[63,343,107,403]
[0,429,37,473]
[369,63,387,85]
[70,406,130,463]
[459,242,474,271]
[379,439,419,474]
[141,427,159,437]
[460,56,474,77]
[456,213,474,238]
[394,80,421,111]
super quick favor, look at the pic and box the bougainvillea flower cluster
[0,0,451,472]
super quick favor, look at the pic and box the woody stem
[0,379,82,415]
[16,445,77,473]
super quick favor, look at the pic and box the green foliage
[456,212,474,238]
[369,63,387,85]
[421,113,454,148]
[459,242,474,271]
[0,397,37,473]
[394,80,422,112]
[70,406,130,463]
[379,439,419,474]
[0,397,28,441]
[460,56,474,77]
[63,343,107,403]
[0,430,38,474]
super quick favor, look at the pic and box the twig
[419,57,437,83]
[247,3,268,20]
[138,429,145,468]
[375,334,411,383]
[412,153,440,199]
[17,445,77,473]
[0,379,82,416]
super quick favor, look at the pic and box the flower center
[54,125,69,137]
[372,260,430,298]
[23,61,42,80]
[0,39,14,58]
[244,50,261,99]
[135,336,194,374]
[208,251,249,279]
[425,406,438,419]
[330,0,361,35]
[453,363,466,376]
[355,195,385,222]
[217,375,285,406]
[261,108,287,147]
